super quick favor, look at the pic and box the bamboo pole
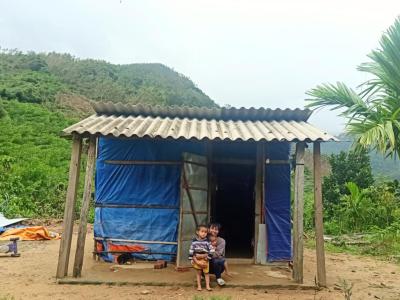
[313,142,327,287]
[73,136,97,278]
[293,142,305,283]
[56,134,82,278]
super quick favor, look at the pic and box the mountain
[0,49,217,219]
[0,49,217,110]
[321,133,400,180]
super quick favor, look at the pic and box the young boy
[189,224,214,291]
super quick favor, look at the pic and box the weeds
[338,278,353,300]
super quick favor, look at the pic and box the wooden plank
[73,136,97,278]
[292,142,305,283]
[313,142,327,287]
[95,204,179,209]
[265,159,290,165]
[213,157,255,165]
[56,134,82,278]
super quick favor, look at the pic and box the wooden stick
[105,160,181,165]
[293,142,305,283]
[73,136,97,278]
[182,167,199,227]
[56,134,82,278]
[313,142,327,287]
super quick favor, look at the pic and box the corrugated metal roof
[92,102,312,122]
[63,114,338,142]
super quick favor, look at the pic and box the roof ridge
[91,102,313,122]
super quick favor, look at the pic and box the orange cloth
[108,243,146,252]
[0,226,60,241]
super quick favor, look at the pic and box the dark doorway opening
[211,159,256,258]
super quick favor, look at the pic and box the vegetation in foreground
[305,17,400,261]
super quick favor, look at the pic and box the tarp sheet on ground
[95,138,205,262]
[0,226,60,241]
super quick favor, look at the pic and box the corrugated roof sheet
[92,102,312,122]
[63,114,338,142]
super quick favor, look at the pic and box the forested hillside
[0,49,216,108]
[0,49,217,218]
[321,134,400,180]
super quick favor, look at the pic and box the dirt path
[0,224,399,300]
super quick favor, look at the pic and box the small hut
[56,102,337,286]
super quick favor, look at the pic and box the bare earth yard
[0,223,399,300]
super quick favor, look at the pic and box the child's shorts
[192,259,209,274]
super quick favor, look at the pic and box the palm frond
[358,17,400,98]
[306,82,368,118]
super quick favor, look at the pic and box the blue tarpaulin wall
[265,142,292,261]
[95,138,292,263]
[94,138,205,262]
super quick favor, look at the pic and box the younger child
[209,234,231,277]
[189,224,214,291]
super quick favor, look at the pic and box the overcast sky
[1,0,399,133]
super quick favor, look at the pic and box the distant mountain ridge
[321,133,400,180]
[0,50,217,109]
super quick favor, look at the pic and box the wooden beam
[292,142,305,283]
[206,141,212,223]
[56,134,82,278]
[313,142,327,287]
[213,157,255,165]
[105,160,181,165]
[73,136,97,278]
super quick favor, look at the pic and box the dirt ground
[0,223,399,300]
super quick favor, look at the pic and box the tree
[306,18,400,159]
[322,149,374,217]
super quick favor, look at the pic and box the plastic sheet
[95,138,205,262]
[265,142,292,261]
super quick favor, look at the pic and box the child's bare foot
[197,287,202,291]
[225,272,233,277]
[206,287,212,291]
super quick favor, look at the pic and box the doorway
[211,160,256,258]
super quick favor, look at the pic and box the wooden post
[73,136,97,277]
[206,141,212,223]
[255,143,266,264]
[313,142,327,287]
[56,134,82,278]
[293,142,305,283]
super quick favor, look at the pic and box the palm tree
[306,17,400,159]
